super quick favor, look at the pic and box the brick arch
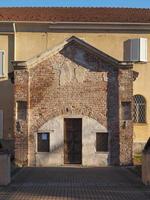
[28,105,107,166]
[30,104,106,134]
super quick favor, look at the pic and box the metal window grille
[133,95,146,123]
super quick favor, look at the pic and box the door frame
[64,118,82,164]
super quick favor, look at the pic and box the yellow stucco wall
[1,31,150,144]
[133,63,150,143]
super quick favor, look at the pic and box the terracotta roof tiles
[0,7,150,23]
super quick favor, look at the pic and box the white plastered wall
[35,115,108,167]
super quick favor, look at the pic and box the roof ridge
[0,7,149,10]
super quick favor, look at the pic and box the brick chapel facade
[10,36,135,166]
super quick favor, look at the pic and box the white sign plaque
[42,133,48,140]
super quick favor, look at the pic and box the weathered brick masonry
[119,69,133,164]
[14,69,29,165]
[12,37,134,166]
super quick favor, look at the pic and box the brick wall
[119,69,133,165]
[13,42,133,166]
[14,69,29,166]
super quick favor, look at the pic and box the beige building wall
[15,32,150,146]
[1,31,150,150]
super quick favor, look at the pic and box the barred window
[133,95,146,123]
[96,132,108,152]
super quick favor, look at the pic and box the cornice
[1,21,150,33]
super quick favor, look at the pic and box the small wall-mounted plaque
[41,133,48,140]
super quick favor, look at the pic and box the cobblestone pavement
[0,167,150,200]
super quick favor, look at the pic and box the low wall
[133,142,145,154]
[142,151,150,185]
[0,152,11,185]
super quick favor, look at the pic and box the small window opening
[96,132,108,152]
[16,101,27,120]
[37,132,50,152]
[121,102,132,120]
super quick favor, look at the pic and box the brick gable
[12,37,134,166]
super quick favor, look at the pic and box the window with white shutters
[0,110,3,139]
[0,51,4,76]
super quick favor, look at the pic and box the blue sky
[0,0,150,8]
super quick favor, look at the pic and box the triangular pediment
[59,37,118,71]
[12,36,132,70]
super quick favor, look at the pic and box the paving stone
[0,167,150,200]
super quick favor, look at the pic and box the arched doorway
[36,115,108,166]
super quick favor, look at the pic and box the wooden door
[64,118,82,164]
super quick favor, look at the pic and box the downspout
[13,22,16,61]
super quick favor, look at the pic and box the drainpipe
[13,22,16,61]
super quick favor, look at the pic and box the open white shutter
[0,110,3,139]
[0,51,4,76]
[124,38,147,62]
[140,38,147,62]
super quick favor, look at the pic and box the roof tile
[0,7,150,23]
